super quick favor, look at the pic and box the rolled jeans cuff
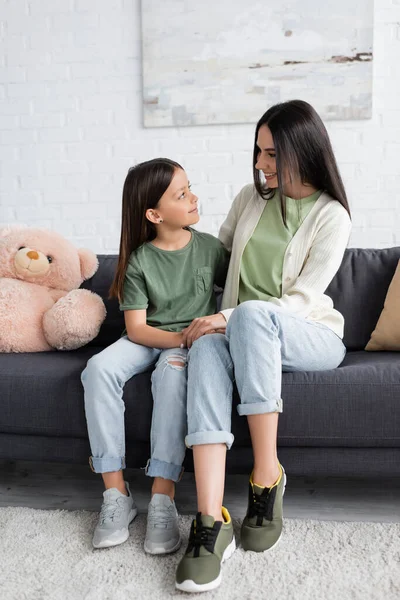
[237,398,283,416]
[145,458,184,483]
[89,456,126,473]
[185,430,235,450]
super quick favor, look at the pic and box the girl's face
[255,124,279,188]
[149,168,199,228]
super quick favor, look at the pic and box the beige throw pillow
[365,260,400,351]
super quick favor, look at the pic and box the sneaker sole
[175,535,236,593]
[241,470,287,553]
[92,507,138,549]
[144,535,182,555]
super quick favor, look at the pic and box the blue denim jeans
[81,336,188,482]
[185,301,347,449]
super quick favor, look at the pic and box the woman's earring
[159,219,163,223]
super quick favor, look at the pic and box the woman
[175,100,352,593]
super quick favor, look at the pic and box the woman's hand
[181,313,227,348]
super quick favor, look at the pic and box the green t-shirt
[120,228,230,332]
[239,190,322,303]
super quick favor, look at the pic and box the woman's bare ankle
[198,506,224,523]
[252,461,281,488]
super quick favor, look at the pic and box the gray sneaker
[144,493,181,555]
[92,481,138,549]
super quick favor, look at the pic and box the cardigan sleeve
[218,184,252,252]
[217,185,253,322]
[219,307,235,322]
[268,204,352,316]
[218,195,238,322]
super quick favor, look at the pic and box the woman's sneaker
[92,481,138,549]
[144,493,181,555]
[175,507,236,593]
[241,463,286,552]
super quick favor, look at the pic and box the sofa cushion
[1,350,399,448]
[325,247,400,350]
[0,348,153,443]
[365,260,400,351]
[81,255,124,348]
[270,350,400,447]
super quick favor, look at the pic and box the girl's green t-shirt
[120,228,229,333]
[238,190,322,304]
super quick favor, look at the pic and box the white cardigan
[218,184,352,338]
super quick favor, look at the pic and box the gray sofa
[1,247,399,477]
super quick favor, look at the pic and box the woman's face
[255,124,278,189]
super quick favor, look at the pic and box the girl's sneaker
[175,508,236,593]
[144,493,181,555]
[92,481,138,548]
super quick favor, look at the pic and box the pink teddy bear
[0,225,106,352]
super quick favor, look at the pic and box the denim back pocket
[195,266,213,294]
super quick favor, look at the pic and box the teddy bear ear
[0,223,28,237]
[78,248,99,280]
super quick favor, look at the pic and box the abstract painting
[141,0,373,127]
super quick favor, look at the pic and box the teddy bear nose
[27,250,39,260]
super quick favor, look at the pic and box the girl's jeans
[81,336,188,482]
[185,301,347,449]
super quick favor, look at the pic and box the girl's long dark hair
[109,157,183,301]
[253,100,351,224]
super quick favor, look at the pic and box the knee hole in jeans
[165,354,187,371]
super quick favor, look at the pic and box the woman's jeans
[185,301,347,449]
[81,336,188,482]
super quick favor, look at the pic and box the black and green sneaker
[175,507,236,593]
[241,463,286,553]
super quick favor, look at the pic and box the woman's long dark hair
[109,157,183,301]
[253,100,351,224]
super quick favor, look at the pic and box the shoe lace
[187,513,221,557]
[99,498,123,525]
[248,486,276,526]
[147,504,174,529]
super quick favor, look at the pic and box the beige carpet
[0,507,399,600]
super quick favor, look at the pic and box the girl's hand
[181,313,227,348]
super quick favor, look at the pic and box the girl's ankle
[151,478,175,500]
[102,475,127,496]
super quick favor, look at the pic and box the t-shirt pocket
[195,266,213,294]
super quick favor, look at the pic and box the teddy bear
[0,225,106,352]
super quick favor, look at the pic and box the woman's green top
[239,190,322,303]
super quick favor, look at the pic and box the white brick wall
[0,0,399,252]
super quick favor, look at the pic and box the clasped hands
[180,312,227,349]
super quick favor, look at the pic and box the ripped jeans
[81,336,188,482]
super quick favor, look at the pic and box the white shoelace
[99,498,124,525]
[148,505,175,529]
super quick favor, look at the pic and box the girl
[174,100,352,593]
[81,158,229,555]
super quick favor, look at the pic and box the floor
[1,460,400,523]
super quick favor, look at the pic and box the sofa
[1,247,399,478]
